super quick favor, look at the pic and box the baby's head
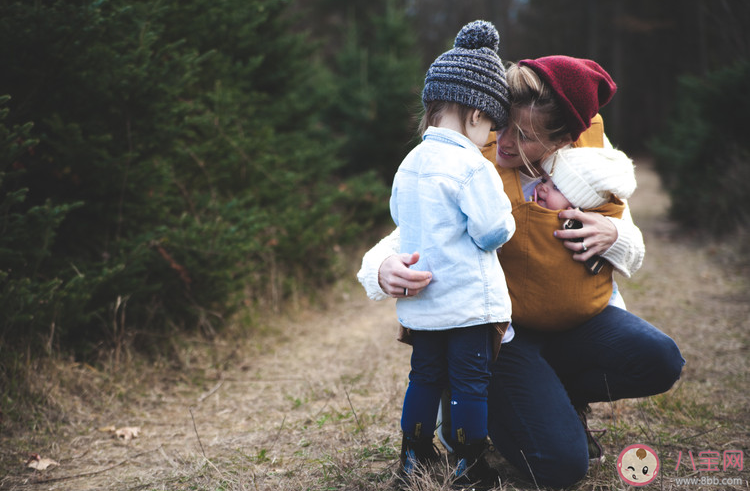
[420,20,510,137]
[534,147,636,210]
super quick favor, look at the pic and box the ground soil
[1,161,748,490]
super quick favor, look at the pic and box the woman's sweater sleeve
[600,131,645,277]
[356,227,401,300]
[601,202,644,278]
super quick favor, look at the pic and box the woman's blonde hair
[506,63,572,173]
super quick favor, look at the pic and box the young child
[508,145,636,331]
[389,20,514,486]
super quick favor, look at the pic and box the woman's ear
[554,135,574,150]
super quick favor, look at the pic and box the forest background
[1,0,749,435]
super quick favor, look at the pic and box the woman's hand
[555,208,618,262]
[378,252,432,298]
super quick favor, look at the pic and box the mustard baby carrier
[482,116,624,331]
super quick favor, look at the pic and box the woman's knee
[488,410,590,488]
[642,334,685,393]
[519,445,589,488]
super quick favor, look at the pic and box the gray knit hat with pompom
[422,20,510,129]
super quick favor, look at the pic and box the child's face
[534,171,572,210]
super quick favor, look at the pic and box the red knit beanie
[518,56,616,141]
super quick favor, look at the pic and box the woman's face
[495,105,566,172]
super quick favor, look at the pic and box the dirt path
[3,161,749,490]
[4,241,413,489]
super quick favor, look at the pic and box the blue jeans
[402,324,492,442]
[487,306,684,488]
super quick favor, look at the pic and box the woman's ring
[404,287,408,296]
[581,243,588,253]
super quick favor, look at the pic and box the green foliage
[649,60,750,235]
[318,0,423,182]
[0,97,81,349]
[0,0,390,357]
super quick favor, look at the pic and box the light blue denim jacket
[390,126,515,330]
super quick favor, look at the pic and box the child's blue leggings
[401,324,492,442]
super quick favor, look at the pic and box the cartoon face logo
[617,444,660,486]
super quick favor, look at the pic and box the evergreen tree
[650,61,750,234]
[0,97,82,351]
[314,0,424,182]
[0,0,388,356]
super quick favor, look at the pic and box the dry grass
[1,161,748,491]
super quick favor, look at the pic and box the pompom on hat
[422,20,510,129]
[541,147,636,210]
[519,56,616,141]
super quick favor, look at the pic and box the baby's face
[534,171,572,210]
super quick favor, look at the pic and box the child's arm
[462,163,516,251]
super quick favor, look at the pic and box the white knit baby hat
[541,147,636,209]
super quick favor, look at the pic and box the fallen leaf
[26,453,59,471]
[114,426,141,441]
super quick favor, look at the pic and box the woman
[357,55,684,488]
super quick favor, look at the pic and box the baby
[534,146,636,274]
[502,145,637,332]
[534,146,636,213]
